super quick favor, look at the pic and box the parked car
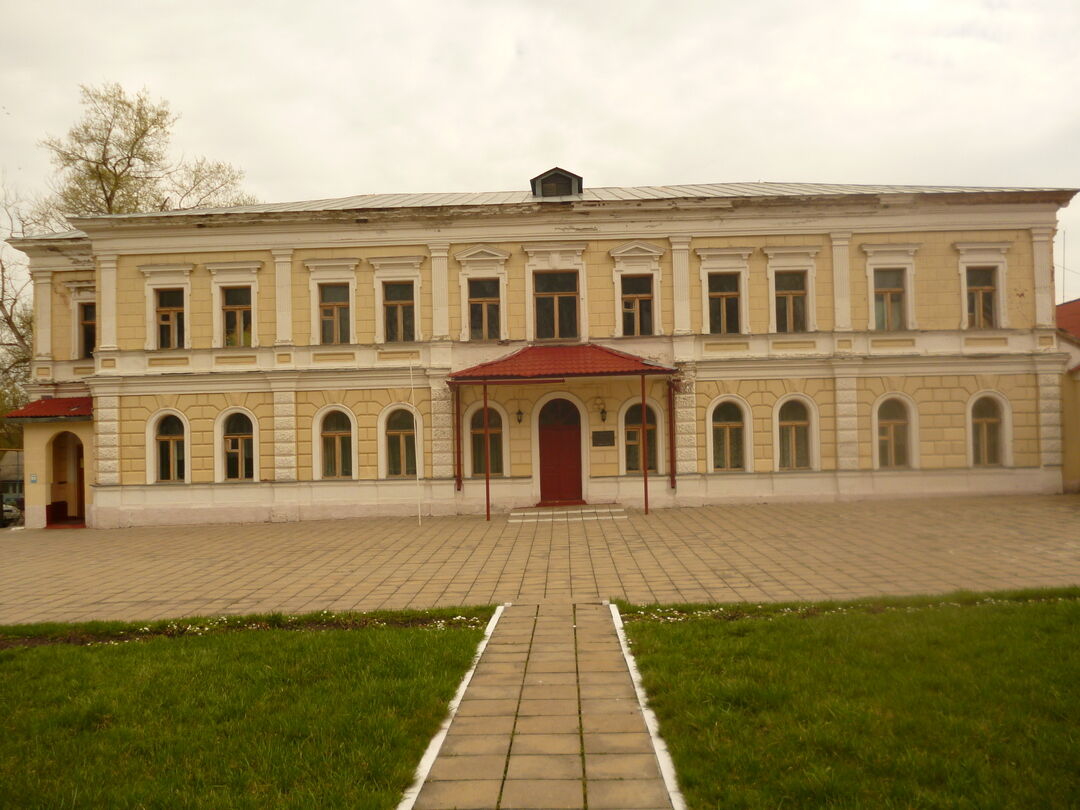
[1,503,22,527]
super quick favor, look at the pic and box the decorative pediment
[529,167,583,197]
[454,244,511,268]
[609,241,665,259]
[610,241,665,274]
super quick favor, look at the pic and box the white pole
[410,361,421,526]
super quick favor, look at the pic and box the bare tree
[0,186,33,446]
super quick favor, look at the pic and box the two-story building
[7,169,1078,528]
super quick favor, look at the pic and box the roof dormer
[530,167,583,198]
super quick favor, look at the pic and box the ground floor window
[321,410,353,479]
[778,400,811,470]
[971,397,1002,466]
[156,415,185,482]
[712,401,745,470]
[877,398,910,469]
[386,409,417,477]
[223,413,255,481]
[624,404,658,473]
[470,408,503,476]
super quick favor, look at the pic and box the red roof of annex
[5,396,93,420]
[449,343,675,381]
[1058,297,1080,340]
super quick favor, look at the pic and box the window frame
[207,262,262,349]
[464,401,510,478]
[610,241,665,338]
[772,394,820,472]
[371,256,424,344]
[966,391,1013,468]
[620,274,655,337]
[523,243,589,341]
[155,288,186,351]
[78,302,97,360]
[145,409,191,484]
[64,280,96,360]
[377,403,425,479]
[139,264,193,351]
[455,245,510,342]
[617,398,665,476]
[532,270,581,340]
[862,244,919,331]
[213,407,260,483]
[870,393,920,470]
[221,286,254,348]
[956,242,1009,330]
[706,395,753,473]
[696,248,752,336]
[305,258,359,346]
[311,404,358,481]
[764,246,818,334]
[467,278,502,342]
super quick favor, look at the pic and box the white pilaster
[1037,370,1062,468]
[97,254,118,351]
[31,269,52,359]
[830,231,852,331]
[670,236,692,335]
[95,394,121,486]
[428,242,450,341]
[1031,228,1055,328]
[272,249,294,345]
[429,375,454,479]
[272,389,297,481]
[674,362,698,474]
[834,375,859,470]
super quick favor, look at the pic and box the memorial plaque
[592,430,616,447]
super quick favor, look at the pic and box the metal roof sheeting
[72,181,1075,221]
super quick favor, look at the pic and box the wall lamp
[516,409,524,424]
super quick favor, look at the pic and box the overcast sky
[2,0,1079,300]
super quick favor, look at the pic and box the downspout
[483,382,491,521]
[667,378,676,490]
[641,373,649,515]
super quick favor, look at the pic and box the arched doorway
[47,431,85,527]
[538,398,583,505]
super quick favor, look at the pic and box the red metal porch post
[641,373,649,515]
[453,384,462,491]
[483,382,491,521]
[667,378,676,490]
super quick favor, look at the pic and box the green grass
[0,608,492,809]
[622,589,1080,810]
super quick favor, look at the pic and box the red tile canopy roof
[449,343,675,382]
[1058,298,1080,339]
[5,396,93,420]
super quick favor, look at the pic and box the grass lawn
[0,608,492,809]
[621,589,1080,810]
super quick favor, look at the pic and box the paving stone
[427,754,507,781]
[510,733,582,755]
[582,732,656,754]
[446,715,516,735]
[506,754,583,780]
[438,734,512,757]
[585,753,664,780]
[414,779,501,810]
[499,778,585,809]
[587,778,673,808]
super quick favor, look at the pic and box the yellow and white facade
[9,170,1078,528]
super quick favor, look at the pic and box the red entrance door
[538,399,583,505]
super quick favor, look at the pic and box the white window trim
[455,245,510,342]
[772,393,820,472]
[696,248,753,336]
[610,241,665,337]
[213,406,261,483]
[616,396,666,476]
[371,256,425,344]
[145,408,191,484]
[705,394,754,473]
[955,242,1010,330]
[311,404,359,481]
[64,280,96,360]
[207,261,262,349]
[870,392,921,470]
[764,246,819,333]
[462,400,511,477]
[305,259,359,346]
[862,244,919,331]
[377,402,425,479]
[965,390,1014,467]
[523,242,589,341]
[529,391,590,504]
[139,264,193,351]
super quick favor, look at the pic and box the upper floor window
[534,271,578,340]
[156,289,185,350]
[708,274,740,334]
[79,303,96,359]
[778,400,811,470]
[624,404,658,474]
[385,409,417,477]
[621,276,654,336]
[223,413,254,481]
[222,287,252,347]
[874,269,906,331]
[468,279,500,341]
[712,401,745,471]
[319,284,350,344]
[877,398,910,469]
[470,408,503,476]
[156,415,185,482]
[321,410,353,479]
[971,397,1002,466]
[774,271,807,333]
[384,282,415,343]
[966,267,997,329]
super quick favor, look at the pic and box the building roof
[449,344,676,382]
[1057,297,1080,339]
[4,397,93,421]
[66,180,1077,223]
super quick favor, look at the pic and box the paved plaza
[2,494,1079,625]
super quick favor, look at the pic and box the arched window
[321,410,352,479]
[778,400,810,471]
[712,402,745,471]
[972,397,1002,466]
[222,413,254,481]
[470,408,503,476]
[157,415,185,482]
[386,409,417,477]
[625,404,657,473]
[877,399,909,469]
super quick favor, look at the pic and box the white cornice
[368,255,425,271]
[861,243,921,257]
[954,241,1011,255]
[763,245,821,258]
[303,257,360,272]
[139,262,193,277]
[205,261,263,274]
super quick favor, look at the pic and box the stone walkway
[2,495,1078,624]
[412,602,675,810]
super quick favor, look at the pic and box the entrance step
[508,505,627,524]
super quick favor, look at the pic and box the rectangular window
[222,287,252,347]
[966,267,997,328]
[319,284,350,344]
[874,269,906,330]
[384,282,415,342]
[621,275,653,336]
[708,274,740,334]
[774,271,807,333]
[468,278,500,340]
[79,303,96,358]
[156,289,185,349]
[534,271,578,339]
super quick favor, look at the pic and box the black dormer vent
[530,167,583,198]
